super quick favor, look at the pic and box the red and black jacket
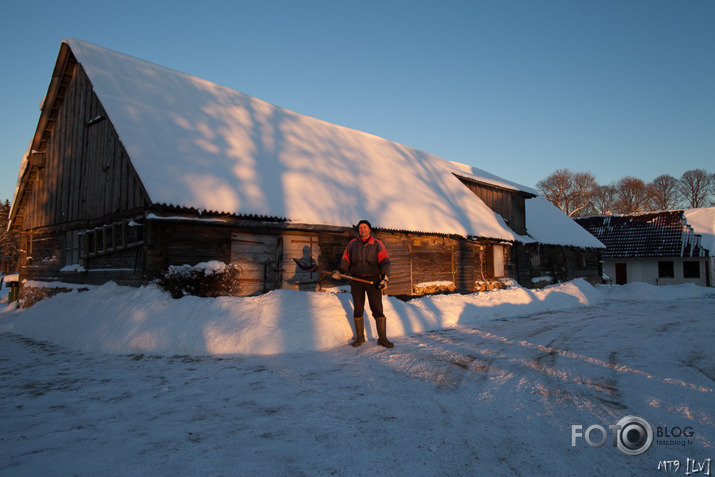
[339,236,390,278]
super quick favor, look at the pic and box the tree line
[1,199,19,274]
[536,168,715,217]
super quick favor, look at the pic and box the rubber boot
[351,316,366,347]
[375,317,394,348]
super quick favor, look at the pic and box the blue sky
[1,0,713,203]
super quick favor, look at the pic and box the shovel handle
[342,275,375,285]
[316,269,374,285]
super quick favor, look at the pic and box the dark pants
[351,277,384,319]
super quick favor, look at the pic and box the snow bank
[1,279,711,356]
[598,281,711,301]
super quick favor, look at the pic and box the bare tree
[536,169,596,217]
[648,174,682,211]
[679,169,714,208]
[589,184,617,215]
[614,176,650,214]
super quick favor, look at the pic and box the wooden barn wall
[510,195,527,235]
[145,221,500,297]
[379,236,412,295]
[512,243,602,287]
[144,221,232,279]
[21,61,149,231]
[19,223,147,286]
[21,229,61,283]
[455,178,528,235]
[17,59,152,285]
[459,181,512,222]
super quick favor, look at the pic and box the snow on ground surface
[1,281,713,476]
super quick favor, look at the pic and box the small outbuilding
[575,210,712,287]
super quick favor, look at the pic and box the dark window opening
[683,261,700,279]
[658,261,674,279]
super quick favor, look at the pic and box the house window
[683,261,700,279]
[64,230,80,266]
[658,261,674,279]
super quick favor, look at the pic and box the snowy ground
[1,280,713,476]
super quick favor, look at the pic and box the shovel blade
[292,257,319,272]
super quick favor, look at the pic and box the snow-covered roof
[526,196,605,249]
[446,160,602,248]
[65,38,517,241]
[684,207,715,254]
[574,211,705,257]
[447,161,539,196]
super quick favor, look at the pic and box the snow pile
[598,281,710,302]
[161,260,237,283]
[2,279,710,356]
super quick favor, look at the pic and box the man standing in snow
[332,220,393,348]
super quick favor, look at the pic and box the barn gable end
[10,45,151,285]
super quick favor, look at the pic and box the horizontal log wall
[23,217,509,295]
[144,220,500,297]
[379,236,411,295]
[23,229,61,282]
[20,223,147,286]
[145,220,232,278]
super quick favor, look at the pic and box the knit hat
[357,219,372,230]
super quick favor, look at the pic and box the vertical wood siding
[22,61,149,230]
[456,178,528,235]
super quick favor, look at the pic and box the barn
[10,38,537,299]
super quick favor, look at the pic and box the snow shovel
[292,258,375,285]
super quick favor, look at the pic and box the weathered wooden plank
[231,232,278,295]
[280,233,320,291]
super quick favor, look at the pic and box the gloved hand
[331,270,342,280]
[377,275,388,290]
